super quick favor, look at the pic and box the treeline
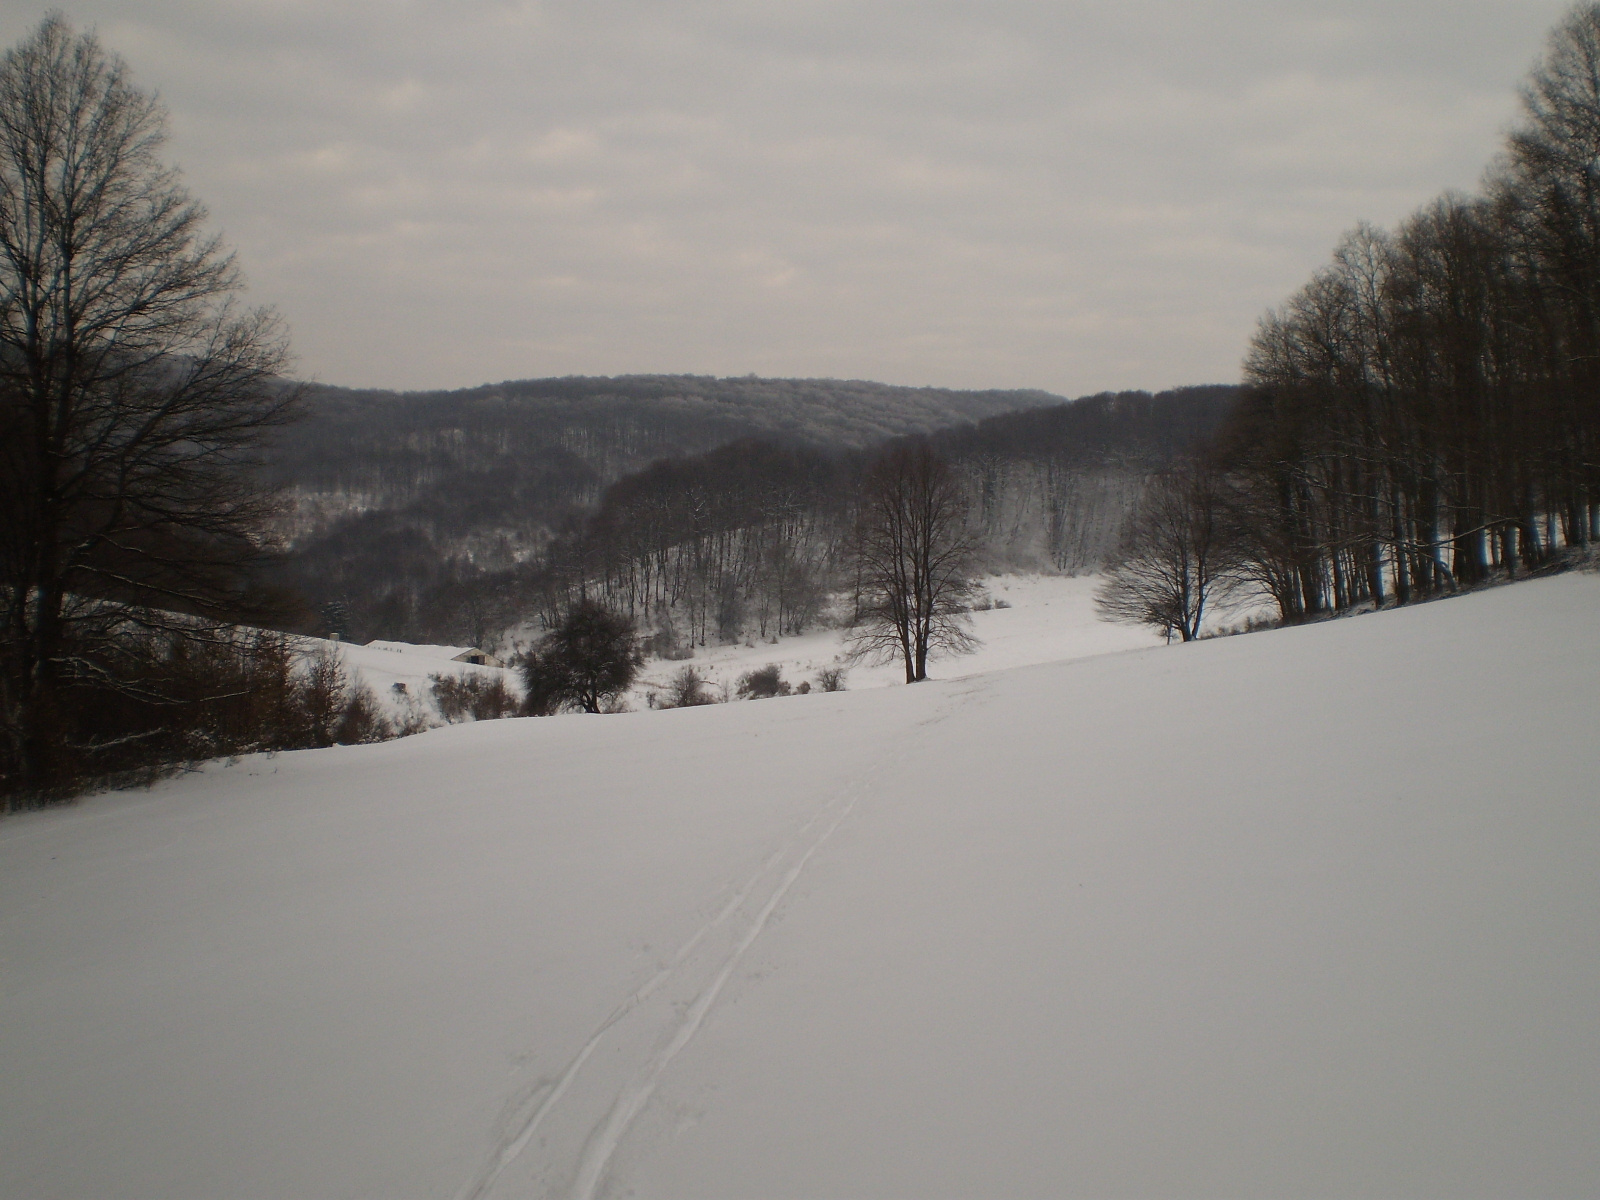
[520,388,1234,653]
[537,440,852,650]
[269,373,1064,539]
[272,375,1062,502]
[1217,4,1600,620]
[938,387,1238,571]
[268,375,1063,646]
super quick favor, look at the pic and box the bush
[1,631,408,809]
[333,684,393,745]
[430,672,522,723]
[282,645,394,748]
[648,619,693,661]
[815,665,848,692]
[664,665,715,708]
[737,663,791,699]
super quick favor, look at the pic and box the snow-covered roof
[364,640,484,662]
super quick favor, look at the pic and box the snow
[306,637,520,726]
[364,640,494,663]
[628,572,1163,703]
[2,574,1597,1199]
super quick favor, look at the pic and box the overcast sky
[0,1,1578,394]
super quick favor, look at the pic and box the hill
[268,373,1064,535]
[263,379,1236,648]
[3,572,1594,1198]
[262,373,1066,644]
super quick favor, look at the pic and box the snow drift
[2,574,1595,1199]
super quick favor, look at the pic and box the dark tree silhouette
[521,599,642,714]
[1095,462,1239,642]
[847,440,978,683]
[1221,5,1600,622]
[0,17,295,795]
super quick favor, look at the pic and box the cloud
[0,0,1575,392]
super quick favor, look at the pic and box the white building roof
[364,640,485,662]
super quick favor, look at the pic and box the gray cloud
[0,1,1574,392]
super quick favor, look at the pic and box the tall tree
[1500,1,1600,545]
[847,440,978,683]
[0,17,294,792]
[1096,461,1238,642]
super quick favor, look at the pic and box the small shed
[365,640,505,669]
[450,647,504,668]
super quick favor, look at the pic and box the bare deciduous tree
[1096,462,1239,642]
[847,441,978,683]
[0,16,295,793]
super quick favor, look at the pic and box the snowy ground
[2,574,1596,1199]
[309,637,522,727]
[628,573,1163,705]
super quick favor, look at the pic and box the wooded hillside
[263,381,1234,649]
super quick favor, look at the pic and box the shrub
[334,684,393,745]
[649,620,693,661]
[3,631,405,809]
[430,672,522,722]
[664,665,715,708]
[290,646,397,747]
[816,665,848,692]
[737,663,791,699]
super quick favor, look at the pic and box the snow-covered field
[2,575,1596,1199]
[330,575,1156,724]
[627,573,1164,704]
[312,638,520,727]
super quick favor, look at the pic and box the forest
[264,382,1236,651]
[263,374,1063,644]
[1086,7,1600,647]
[1205,3,1600,622]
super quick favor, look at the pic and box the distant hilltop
[275,373,1070,459]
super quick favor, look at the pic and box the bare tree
[1500,1,1600,542]
[0,17,295,793]
[847,440,978,682]
[663,664,713,707]
[1096,462,1239,642]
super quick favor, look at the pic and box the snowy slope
[627,573,1163,705]
[306,637,521,726]
[2,575,1596,1200]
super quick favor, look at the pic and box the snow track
[458,681,989,1200]
[11,577,1596,1200]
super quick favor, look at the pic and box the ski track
[454,878,752,1200]
[456,679,990,1200]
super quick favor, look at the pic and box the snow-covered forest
[266,382,1237,650]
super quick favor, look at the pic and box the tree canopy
[0,16,294,796]
[521,599,642,714]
